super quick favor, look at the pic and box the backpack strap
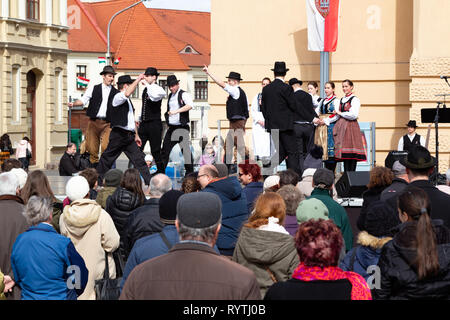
[159,231,173,250]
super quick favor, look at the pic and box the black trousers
[294,123,315,175]
[161,124,193,175]
[97,127,152,185]
[138,119,164,173]
[270,129,300,176]
[343,159,357,172]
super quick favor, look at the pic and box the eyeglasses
[197,174,209,179]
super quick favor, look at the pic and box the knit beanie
[104,169,123,187]
[159,190,184,224]
[296,198,329,224]
[66,176,90,202]
[364,200,401,237]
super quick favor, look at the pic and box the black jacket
[292,89,316,123]
[373,220,450,300]
[58,152,79,176]
[357,186,387,231]
[380,178,409,202]
[105,187,143,252]
[261,79,296,131]
[410,180,450,228]
[123,198,164,258]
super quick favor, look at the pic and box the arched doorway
[26,70,36,165]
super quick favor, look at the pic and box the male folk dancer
[160,75,194,175]
[398,120,425,152]
[69,65,118,166]
[96,74,152,186]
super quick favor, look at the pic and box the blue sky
[143,0,210,12]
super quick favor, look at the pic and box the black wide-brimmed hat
[406,120,418,128]
[144,67,160,76]
[117,75,134,85]
[400,145,436,169]
[288,78,303,86]
[100,65,117,76]
[226,71,243,81]
[271,61,289,73]
[167,75,180,87]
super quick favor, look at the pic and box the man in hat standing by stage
[96,74,152,186]
[202,66,249,170]
[137,67,167,173]
[68,65,119,166]
[398,120,425,152]
[261,62,300,175]
[289,77,319,175]
[160,75,194,175]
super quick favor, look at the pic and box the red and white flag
[306,0,340,52]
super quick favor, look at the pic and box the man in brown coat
[0,172,28,300]
[120,192,261,300]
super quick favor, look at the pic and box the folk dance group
[69,61,370,184]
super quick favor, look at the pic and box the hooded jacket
[340,231,392,280]
[60,199,120,300]
[202,176,249,255]
[15,139,31,159]
[233,226,299,298]
[373,220,450,300]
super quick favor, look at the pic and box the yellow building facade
[0,0,69,168]
[208,0,450,172]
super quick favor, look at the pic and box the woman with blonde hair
[233,192,299,298]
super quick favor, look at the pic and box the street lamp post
[106,0,150,64]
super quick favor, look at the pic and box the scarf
[292,263,372,300]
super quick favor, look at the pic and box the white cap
[264,175,280,190]
[65,176,90,202]
[10,168,28,190]
[145,154,153,162]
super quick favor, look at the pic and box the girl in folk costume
[251,78,272,160]
[307,81,322,108]
[314,82,338,172]
[323,79,366,172]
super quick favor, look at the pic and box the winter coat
[58,152,79,176]
[202,176,249,255]
[0,195,28,300]
[105,187,143,252]
[11,223,89,300]
[242,181,263,213]
[60,199,120,300]
[357,186,387,231]
[380,177,409,202]
[340,231,392,280]
[373,220,450,300]
[15,139,31,159]
[233,226,299,298]
[51,201,64,233]
[96,187,117,209]
[284,215,298,237]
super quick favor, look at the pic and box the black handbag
[94,251,123,300]
[26,143,32,159]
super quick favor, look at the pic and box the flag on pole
[98,57,107,64]
[113,57,121,65]
[306,0,340,52]
[77,76,90,87]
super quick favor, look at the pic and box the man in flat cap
[136,67,167,173]
[203,65,249,172]
[120,192,261,300]
[68,65,119,166]
[96,74,152,187]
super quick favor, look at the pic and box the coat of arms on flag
[315,0,330,18]
[77,76,90,87]
[98,57,107,64]
[113,57,121,65]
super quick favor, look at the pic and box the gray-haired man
[120,192,261,300]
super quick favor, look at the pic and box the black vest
[141,87,163,121]
[86,84,118,121]
[403,134,421,152]
[109,93,134,129]
[165,89,190,126]
[226,87,249,120]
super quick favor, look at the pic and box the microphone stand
[433,101,442,185]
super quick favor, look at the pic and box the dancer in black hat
[96,74,152,186]
[261,62,300,176]
[160,75,194,175]
[203,65,249,171]
[398,120,425,152]
[136,67,167,173]
[68,65,118,166]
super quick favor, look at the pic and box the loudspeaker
[384,151,408,169]
[336,171,370,198]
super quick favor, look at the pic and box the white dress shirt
[145,82,167,102]
[324,94,361,126]
[223,84,240,100]
[168,89,193,125]
[397,133,426,151]
[112,91,135,132]
[81,83,112,118]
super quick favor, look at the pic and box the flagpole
[320,51,329,98]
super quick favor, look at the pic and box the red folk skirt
[332,118,367,161]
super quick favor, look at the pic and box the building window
[159,79,169,95]
[194,81,208,101]
[55,69,63,123]
[76,65,87,90]
[130,85,139,99]
[26,0,40,20]
[191,120,199,140]
[12,65,21,123]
